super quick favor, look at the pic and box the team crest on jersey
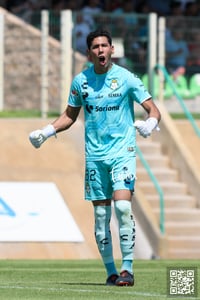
[110,79,118,90]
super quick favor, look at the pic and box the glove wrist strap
[42,124,56,138]
[146,117,158,131]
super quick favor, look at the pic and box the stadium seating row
[142,73,200,99]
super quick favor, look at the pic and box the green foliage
[0,109,199,120]
[170,112,200,119]
[0,259,199,300]
[0,110,60,118]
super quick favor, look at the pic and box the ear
[111,45,114,55]
[87,49,91,61]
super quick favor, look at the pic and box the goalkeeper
[29,28,161,287]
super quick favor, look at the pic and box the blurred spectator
[187,29,200,74]
[5,0,50,22]
[184,1,200,15]
[165,28,189,76]
[165,16,186,40]
[22,1,39,22]
[123,28,147,74]
[112,0,138,36]
[51,0,68,11]
[6,0,39,22]
[6,0,29,16]
[112,0,136,14]
[143,0,171,15]
[172,0,196,11]
[169,1,183,15]
[65,0,82,10]
[72,13,90,55]
[81,0,102,29]
[171,65,186,81]
[135,0,152,13]
[103,0,122,12]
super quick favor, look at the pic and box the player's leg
[93,200,118,285]
[114,195,135,286]
[85,160,118,285]
[111,156,136,286]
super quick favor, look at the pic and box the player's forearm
[52,111,75,133]
[52,105,81,133]
[142,99,161,122]
[148,106,161,122]
[29,105,81,148]
[29,113,74,149]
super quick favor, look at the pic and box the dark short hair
[86,28,112,49]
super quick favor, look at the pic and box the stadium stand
[1,5,200,259]
[189,73,200,96]
[165,75,196,99]
[142,73,173,99]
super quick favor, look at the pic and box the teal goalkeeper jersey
[68,63,151,161]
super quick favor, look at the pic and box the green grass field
[0,259,199,300]
[0,110,200,120]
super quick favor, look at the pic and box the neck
[94,62,113,74]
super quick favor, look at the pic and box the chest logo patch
[110,79,118,90]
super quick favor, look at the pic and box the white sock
[114,200,135,274]
[94,205,117,276]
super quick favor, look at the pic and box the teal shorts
[85,156,136,201]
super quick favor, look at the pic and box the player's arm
[29,105,81,148]
[52,105,81,133]
[141,98,161,121]
[134,98,161,138]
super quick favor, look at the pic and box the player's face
[88,36,114,74]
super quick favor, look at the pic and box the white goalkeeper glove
[29,124,56,148]
[134,117,159,138]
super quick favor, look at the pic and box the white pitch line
[0,285,162,297]
[0,285,199,299]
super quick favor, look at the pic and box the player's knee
[114,200,132,225]
[94,205,111,230]
[94,205,107,218]
[94,206,112,251]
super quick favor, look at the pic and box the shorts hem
[85,197,112,202]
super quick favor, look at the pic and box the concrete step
[168,236,200,249]
[137,167,179,181]
[165,221,200,235]
[167,249,200,259]
[146,194,196,209]
[136,154,170,168]
[137,134,200,260]
[153,208,200,222]
[137,141,161,155]
[137,181,188,195]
